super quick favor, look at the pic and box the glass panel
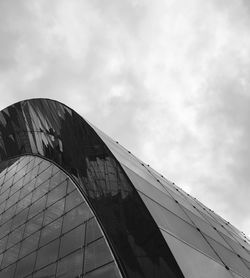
[205,235,250,278]
[15,252,36,278]
[140,193,219,262]
[40,218,63,247]
[35,239,60,269]
[86,218,102,244]
[1,243,20,268]
[43,199,65,225]
[62,203,91,233]
[7,225,25,248]
[0,264,16,278]
[47,180,67,206]
[20,231,40,257]
[56,249,83,278]
[84,238,113,273]
[59,224,85,257]
[162,230,233,278]
[33,263,56,278]
[28,195,47,219]
[65,189,83,211]
[84,262,121,278]
[24,212,43,236]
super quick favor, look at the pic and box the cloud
[0,0,249,235]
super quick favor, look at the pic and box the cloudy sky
[0,0,249,236]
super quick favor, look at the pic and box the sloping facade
[0,98,249,278]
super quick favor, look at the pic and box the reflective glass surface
[0,155,121,278]
[0,99,185,278]
[1,99,249,277]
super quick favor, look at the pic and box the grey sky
[0,0,249,236]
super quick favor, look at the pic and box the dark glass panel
[32,180,49,202]
[56,249,83,278]
[162,230,233,278]
[205,235,250,278]
[65,189,83,211]
[84,262,121,278]
[1,243,20,268]
[24,212,43,236]
[62,203,91,233]
[43,198,65,225]
[1,204,17,223]
[12,208,29,230]
[35,166,52,188]
[0,236,8,252]
[84,238,113,273]
[28,195,47,219]
[9,177,23,196]
[49,170,67,191]
[19,231,40,257]
[47,179,67,206]
[40,217,63,247]
[0,220,12,238]
[16,193,32,214]
[7,224,25,248]
[33,263,56,278]
[35,239,60,269]
[59,223,85,258]
[0,264,16,278]
[15,252,36,278]
[86,218,102,244]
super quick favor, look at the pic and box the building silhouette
[0,98,249,278]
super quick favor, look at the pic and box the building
[0,98,249,278]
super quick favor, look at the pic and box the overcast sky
[0,0,249,236]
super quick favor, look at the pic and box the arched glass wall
[0,155,122,278]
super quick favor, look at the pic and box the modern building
[0,98,249,278]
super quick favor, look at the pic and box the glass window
[1,243,20,268]
[86,218,102,244]
[24,212,43,236]
[162,230,233,278]
[84,238,113,273]
[15,252,36,278]
[35,239,60,269]
[47,180,67,206]
[20,231,40,257]
[65,189,83,211]
[56,249,83,278]
[0,155,120,278]
[33,263,56,278]
[40,218,63,247]
[84,262,121,278]
[7,224,25,248]
[59,224,85,257]
[62,203,90,233]
[43,199,65,225]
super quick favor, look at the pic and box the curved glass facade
[0,98,249,278]
[0,99,185,278]
[0,155,121,278]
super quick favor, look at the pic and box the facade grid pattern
[0,98,249,278]
[0,155,121,278]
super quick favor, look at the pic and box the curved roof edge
[0,98,185,278]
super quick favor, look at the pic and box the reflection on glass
[0,155,120,277]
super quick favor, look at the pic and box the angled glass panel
[162,230,233,278]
